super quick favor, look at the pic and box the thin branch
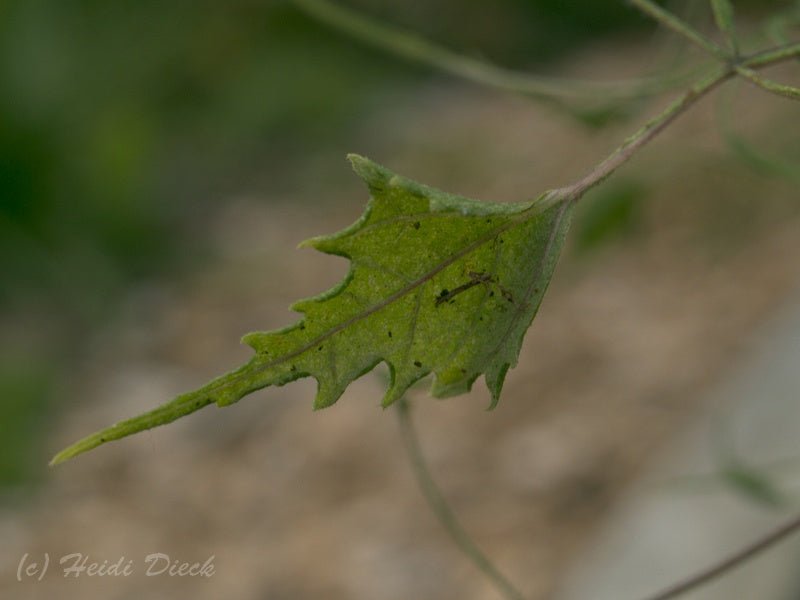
[639,511,800,600]
[550,42,800,203]
[629,0,729,60]
[710,0,739,56]
[292,0,690,101]
[551,67,732,202]
[744,41,800,68]
[735,66,800,100]
[395,398,526,600]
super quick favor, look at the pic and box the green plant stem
[292,0,689,101]
[396,398,526,600]
[735,66,800,100]
[639,511,800,600]
[551,42,800,202]
[552,67,731,202]
[745,41,800,68]
[629,0,729,60]
[710,0,739,56]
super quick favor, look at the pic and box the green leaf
[710,0,738,53]
[51,155,572,465]
[717,84,800,184]
[722,464,786,509]
[574,180,645,253]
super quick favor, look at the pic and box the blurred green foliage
[0,0,402,322]
[721,462,786,509]
[0,360,53,489]
[574,181,646,254]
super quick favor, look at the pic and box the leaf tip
[485,362,510,410]
[348,153,391,191]
[297,235,323,251]
[49,432,106,467]
[48,453,67,468]
[313,375,346,410]
[381,382,407,408]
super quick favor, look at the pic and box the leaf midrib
[206,207,544,396]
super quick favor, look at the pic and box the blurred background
[1,0,800,598]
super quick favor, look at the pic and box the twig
[551,67,731,202]
[629,0,729,60]
[735,66,800,100]
[395,398,526,600]
[745,41,800,68]
[550,42,800,202]
[292,0,690,101]
[710,0,739,56]
[639,511,800,600]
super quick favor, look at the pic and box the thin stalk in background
[396,398,526,600]
[629,0,729,59]
[292,0,693,102]
[710,0,740,56]
[735,66,800,100]
[640,512,800,600]
[552,42,800,202]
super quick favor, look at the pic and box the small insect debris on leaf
[435,271,495,306]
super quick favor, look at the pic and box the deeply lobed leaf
[51,155,572,465]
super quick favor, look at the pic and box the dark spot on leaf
[299,324,306,330]
[489,291,494,297]
[318,346,323,351]
[291,365,297,372]
[499,238,504,244]
[388,331,392,338]
[486,218,492,224]
[414,361,422,368]
[413,221,420,230]
[100,437,105,442]
[435,288,450,306]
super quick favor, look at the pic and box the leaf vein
[203,217,524,398]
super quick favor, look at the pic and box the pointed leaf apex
[297,235,324,251]
[241,331,261,349]
[485,362,510,410]
[348,153,392,192]
[381,380,409,408]
[313,375,346,410]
